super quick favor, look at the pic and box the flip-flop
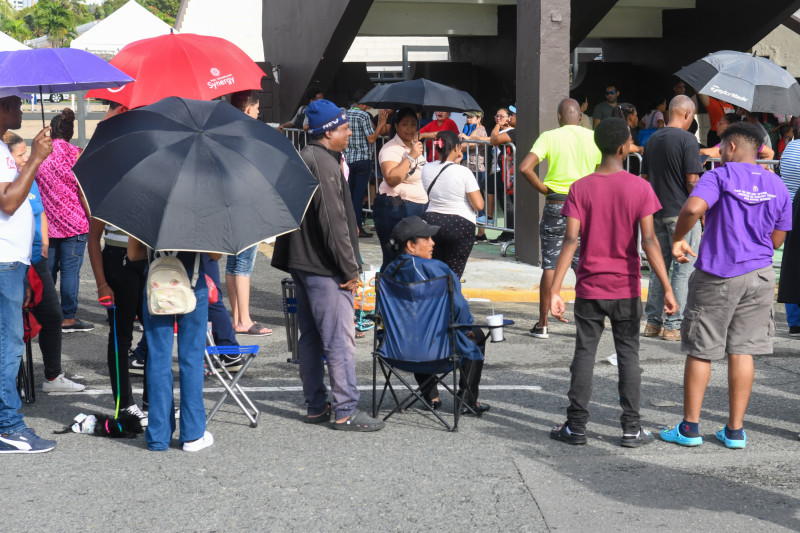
[236,322,272,336]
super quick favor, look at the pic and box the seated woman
[382,216,489,415]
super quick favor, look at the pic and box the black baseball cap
[389,216,440,249]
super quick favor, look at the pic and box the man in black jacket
[272,99,384,432]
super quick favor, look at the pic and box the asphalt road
[5,250,800,531]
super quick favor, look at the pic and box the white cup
[487,314,504,342]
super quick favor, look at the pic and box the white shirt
[0,142,33,264]
[421,161,480,223]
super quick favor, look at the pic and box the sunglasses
[495,114,508,119]
[605,91,616,95]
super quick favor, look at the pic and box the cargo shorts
[680,266,776,359]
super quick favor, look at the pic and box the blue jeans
[202,255,238,347]
[291,269,359,420]
[225,246,257,277]
[0,262,28,433]
[48,233,88,319]
[645,217,701,330]
[373,194,427,270]
[143,276,208,451]
[348,159,373,230]
[787,303,800,327]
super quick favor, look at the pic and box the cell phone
[699,155,710,165]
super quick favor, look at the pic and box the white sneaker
[121,404,148,427]
[42,373,86,392]
[183,431,213,452]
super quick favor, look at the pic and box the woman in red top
[418,111,459,162]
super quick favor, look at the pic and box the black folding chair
[372,273,476,431]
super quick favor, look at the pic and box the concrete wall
[752,24,800,77]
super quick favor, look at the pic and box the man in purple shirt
[662,122,792,450]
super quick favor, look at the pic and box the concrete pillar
[514,0,571,265]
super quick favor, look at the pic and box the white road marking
[46,384,543,396]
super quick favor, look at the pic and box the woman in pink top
[375,107,429,269]
[36,108,92,332]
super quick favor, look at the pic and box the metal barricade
[281,278,299,364]
[625,152,643,175]
[282,127,309,152]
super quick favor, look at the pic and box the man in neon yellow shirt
[519,99,602,339]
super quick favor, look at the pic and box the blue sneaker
[716,427,746,449]
[0,427,56,454]
[475,215,494,225]
[661,424,703,446]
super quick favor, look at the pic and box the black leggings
[422,211,475,278]
[103,246,146,409]
[30,258,63,380]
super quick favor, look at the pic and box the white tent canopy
[70,0,172,57]
[0,32,29,51]
[175,0,264,62]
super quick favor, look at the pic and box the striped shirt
[104,224,129,248]
[779,139,800,200]
[344,107,375,164]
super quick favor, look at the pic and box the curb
[462,287,651,304]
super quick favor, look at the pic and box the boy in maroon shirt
[549,118,678,447]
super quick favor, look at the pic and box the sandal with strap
[332,409,385,432]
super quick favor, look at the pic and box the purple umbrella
[0,48,133,125]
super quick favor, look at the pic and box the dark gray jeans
[291,268,359,420]
[566,297,643,434]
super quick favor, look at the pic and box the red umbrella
[86,33,265,109]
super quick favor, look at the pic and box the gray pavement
[5,237,800,531]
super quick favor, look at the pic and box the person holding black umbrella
[375,107,428,270]
[272,99,385,431]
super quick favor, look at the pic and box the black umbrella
[73,97,319,254]
[359,78,481,112]
[675,50,800,115]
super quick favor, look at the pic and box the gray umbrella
[675,50,800,115]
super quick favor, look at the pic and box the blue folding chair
[372,272,472,431]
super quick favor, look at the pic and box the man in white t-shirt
[0,93,55,453]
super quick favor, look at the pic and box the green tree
[0,1,15,20]
[34,0,77,47]
[2,17,31,42]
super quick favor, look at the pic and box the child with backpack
[549,117,679,447]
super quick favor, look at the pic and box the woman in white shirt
[421,131,484,278]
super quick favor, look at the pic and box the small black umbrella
[359,78,481,112]
[73,97,319,254]
[675,50,800,115]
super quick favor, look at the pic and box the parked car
[28,92,71,103]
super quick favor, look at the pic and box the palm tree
[0,1,15,21]
[2,18,31,42]
[34,0,76,47]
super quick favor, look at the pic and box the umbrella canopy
[86,33,266,109]
[0,47,133,124]
[359,78,481,113]
[675,50,800,115]
[73,97,318,254]
[0,48,133,93]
